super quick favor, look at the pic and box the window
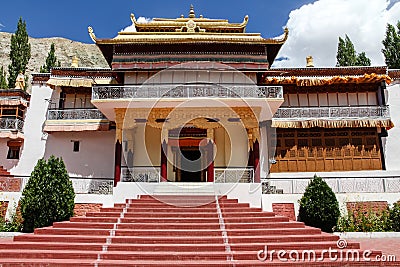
[73,141,80,152]
[6,140,22,160]
[7,147,20,159]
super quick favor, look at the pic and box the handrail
[214,167,254,183]
[47,108,106,120]
[0,175,113,194]
[92,84,283,100]
[0,118,24,132]
[263,176,400,194]
[121,166,160,183]
[274,106,391,120]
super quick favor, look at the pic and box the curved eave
[89,26,288,45]
[94,35,287,45]
[131,13,249,29]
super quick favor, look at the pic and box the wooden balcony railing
[47,109,106,120]
[274,106,390,120]
[92,84,283,100]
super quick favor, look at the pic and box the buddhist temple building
[0,6,398,212]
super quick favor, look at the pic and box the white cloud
[121,17,153,32]
[137,17,152,24]
[274,0,400,68]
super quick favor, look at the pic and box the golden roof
[88,5,288,45]
[132,5,249,33]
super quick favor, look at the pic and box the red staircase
[0,195,385,266]
[0,166,10,176]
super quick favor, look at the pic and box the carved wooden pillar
[161,140,168,182]
[207,140,214,182]
[114,140,122,187]
[253,139,260,183]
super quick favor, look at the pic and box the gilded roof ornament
[130,13,137,24]
[189,5,195,18]
[88,26,97,43]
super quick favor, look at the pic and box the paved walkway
[348,238,400,264]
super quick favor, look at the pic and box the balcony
[0,118,24,139]
[91,84,284,122]
[44,108,110,132]
[47,109,106,120]
[274,106,390,120]
[92,84,283,100]
[273,106,392,128]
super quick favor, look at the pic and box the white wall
[224,124,248,167]
[214,127,226,167]
[43,131,115,178]
[11,85,53,175]
[385,84,400,170]
[282,92,378,107]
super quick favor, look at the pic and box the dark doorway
[180,148,202,182]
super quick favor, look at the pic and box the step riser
[0,252,98,260]
[120,218,221,223]
[0,195,377,266]
[70,217,118,223]
[101,254,228,261]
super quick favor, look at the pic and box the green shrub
[389,202,400,231]
[0,204,22,232]
[20,156,75,233]
[298,175,340,233]
[334,209,391,232]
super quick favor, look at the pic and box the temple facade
[0,7,397,206]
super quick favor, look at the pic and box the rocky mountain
[0,32,109,87]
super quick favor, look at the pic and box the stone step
[53,222,116,229]
[120,217,221,224]
[14,234,108,243]
[0,194,378,266]
[70,217,118,223]
[0,249,99,260]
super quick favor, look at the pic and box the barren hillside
[0,32,109,84]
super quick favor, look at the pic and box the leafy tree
[336,35,357,66]
[20,156,75,233]
[355,52,371,66]
[298,175,340,233]
[382,21,400,69]
[40,43,61,73]
[389,202,400,231]
[0,66,7,89]
[8,17,31,89]
[336,35,371,66]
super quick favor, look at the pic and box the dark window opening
[7,147,20,159]
[73,141,80,152]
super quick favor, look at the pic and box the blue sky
[0,0,315,43]
[1,0,400,67]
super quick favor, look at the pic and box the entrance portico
[109,105,269,186]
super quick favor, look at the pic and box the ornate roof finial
[189,4,195,18]
[71,56,79,68]
[306,56,315,68]
[88,26,97,43]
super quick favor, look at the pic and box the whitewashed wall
[43,131,115,178]
[283,92,378,107]
[385,84,400,170]
[11,84,53,175]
